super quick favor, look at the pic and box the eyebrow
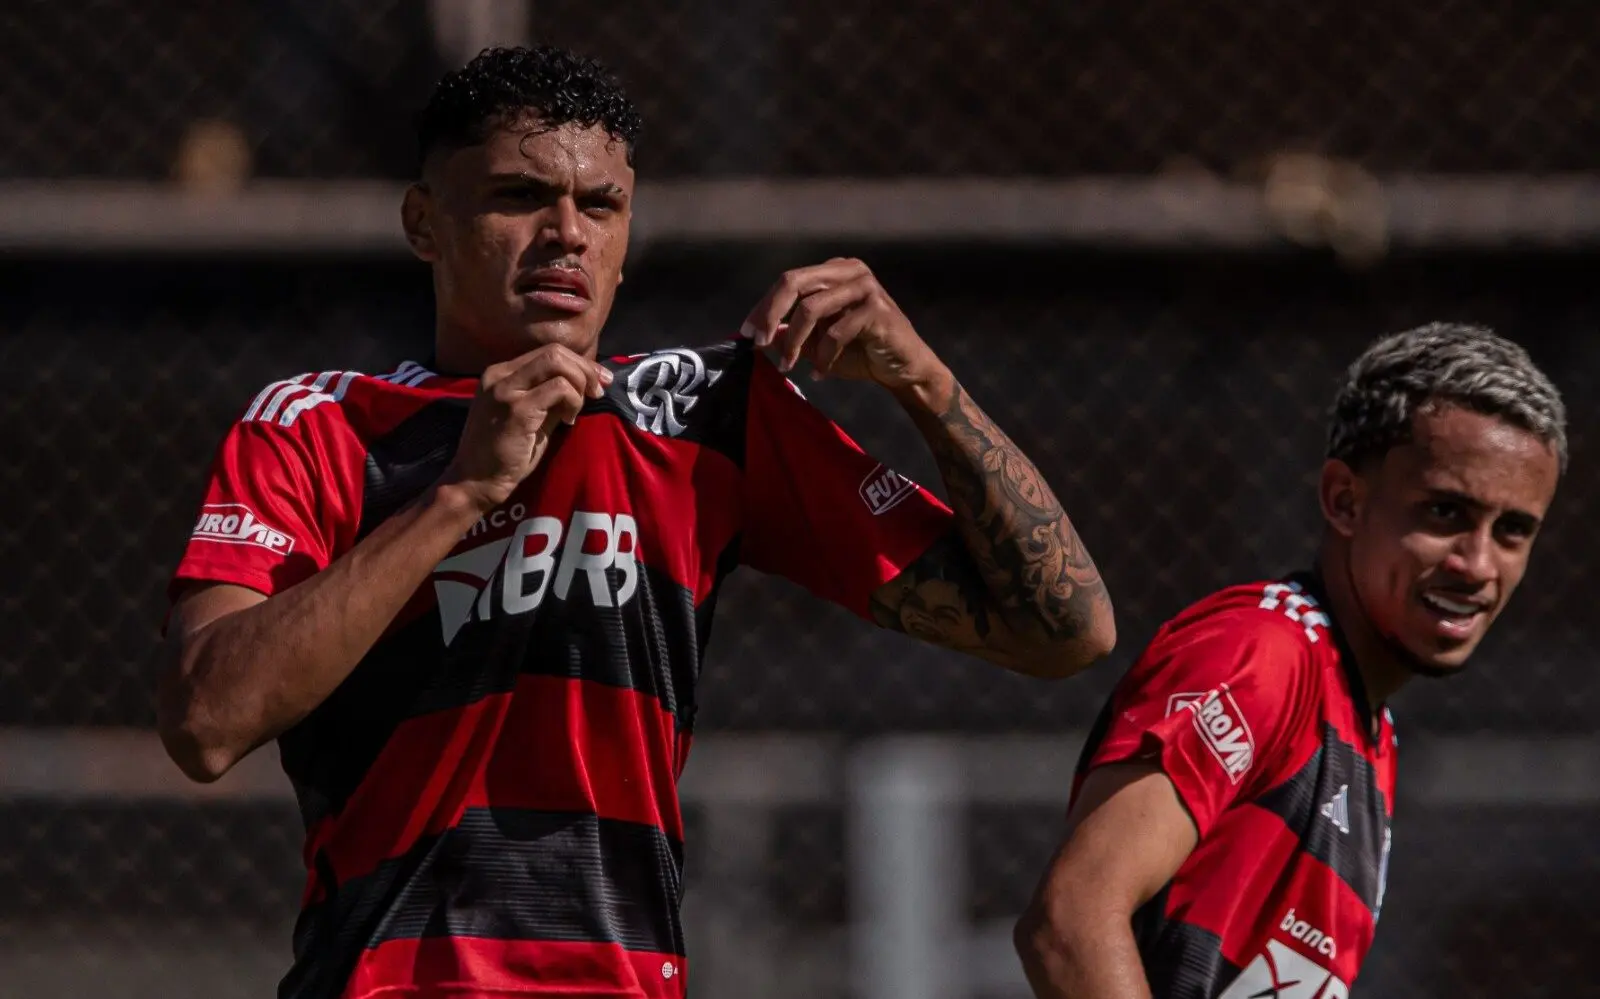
[483,173,626,196]
[1424,487,1542,529]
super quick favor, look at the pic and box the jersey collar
[1287,567,1382,744]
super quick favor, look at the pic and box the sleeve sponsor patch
[1167,683,1256,784]
[858,463,919,516]
[190,503,296,556]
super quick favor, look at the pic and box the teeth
[1423,593,1480,616]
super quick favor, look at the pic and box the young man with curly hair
[157,45,1114,999]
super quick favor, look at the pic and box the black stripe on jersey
[1131,887,1239,999]
[356,339,754,537]
[427,556,703,720]
[280,809,684,999]
[278,559,703,826]
[592,340,754,467]
[693,536,742,671]
[1254,722,1390,914]
[359,398,468,537]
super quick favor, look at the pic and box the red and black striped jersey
[168,338,952,999]
[1073,572,1397,999]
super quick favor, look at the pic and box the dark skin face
[1320,403,1560,703]
[402,119,634,373]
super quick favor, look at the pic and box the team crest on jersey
[624,348,722,437]
[1167,684,1255,783]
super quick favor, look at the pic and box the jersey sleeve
[740,353,953,619]
[168,399,360,603]
[1085,609,1313,838]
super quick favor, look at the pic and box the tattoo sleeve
[872,380,1113,671]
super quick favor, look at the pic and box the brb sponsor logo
[1167,684,1255,783]
[625,348,721,438]
[858,463,918,516]
[190,503,295,555]
[1218,939,1348,999]
[433,510,639,644]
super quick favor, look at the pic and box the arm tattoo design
[877,382,1111,657]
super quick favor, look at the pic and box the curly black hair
[415,45,642,171]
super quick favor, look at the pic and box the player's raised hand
[443,344,612,513]
[740,258,949,395]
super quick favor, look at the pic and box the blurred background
[2,1,1598,997]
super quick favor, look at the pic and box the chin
[1398,640,1477,679]
[518,314,600,352]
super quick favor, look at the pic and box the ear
[401,182,438,262]
[1318,457,1365,539]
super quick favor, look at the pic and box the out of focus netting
[2,3,1599,998]
[4,1,1600,179]
[4,251,1598,997]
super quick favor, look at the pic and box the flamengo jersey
[1073,572,1397,999]
[168,338,952,999]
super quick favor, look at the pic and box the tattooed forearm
[906,380,1112,654]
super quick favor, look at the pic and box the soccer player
[1013,325,1565,999]
[156,45,1114,999]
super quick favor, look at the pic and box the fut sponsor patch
[858,463,918,515]
[1167,684,1255,784]
[190,503,295,555]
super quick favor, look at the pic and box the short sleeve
[740,353,953,619]
[168,415,345,602]
[1086,610,1311,838]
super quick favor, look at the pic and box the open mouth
[1418,591,1489,638]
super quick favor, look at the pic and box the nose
[1442,525,1496,585]
[536,196,587,255]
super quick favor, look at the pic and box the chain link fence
[5,0,1600,180]
[3,2,1600,998]
[3,249,1599,997]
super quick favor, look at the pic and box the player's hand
[441,344,612,513]
[740,258,952,399]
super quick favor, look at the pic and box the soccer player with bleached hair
[1016,324,1565,998]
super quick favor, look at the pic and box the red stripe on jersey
[304,675,682,894]
[379,415,745,639]
[528,414,744,607]
[341,937,687,999]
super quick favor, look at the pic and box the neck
[432,315,500,377]
[432,313,598,377]
[1315,537,1412,717]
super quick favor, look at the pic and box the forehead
[469,119,633,181]
[1380,404,1560,515]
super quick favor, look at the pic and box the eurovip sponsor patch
[1167,684,1255,784]
[190,503,295,555]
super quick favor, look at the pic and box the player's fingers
[773,278,874,373]
[741,258,871,347]
[807,301,874,378]
[495,345,611,401]
[518,374,588,429]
